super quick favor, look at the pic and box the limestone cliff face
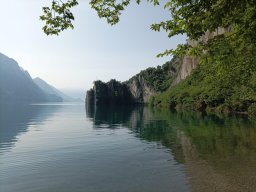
[125,57,182,103]
[180,56,199,80]
[173,56,199,85]
[126,75,156,103]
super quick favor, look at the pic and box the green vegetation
[153,22,256,114]
[41,1,256,59]
[40,0,78,35]
[148,0,256,115]
[151,53,256,114]
[248,103,256,117]
[126,56,181,92]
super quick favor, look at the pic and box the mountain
[33,77,82,102]
[0,52,62,103]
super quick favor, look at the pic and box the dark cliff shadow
[0,102,61,151]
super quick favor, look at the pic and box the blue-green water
[0,103,256,192]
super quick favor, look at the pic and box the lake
[0,103,256,192]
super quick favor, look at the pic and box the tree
[40,0,256,57]
[40,0,78,35]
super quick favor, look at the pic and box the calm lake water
[0,103,256,192]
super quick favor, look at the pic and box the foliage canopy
[41,0,256,55]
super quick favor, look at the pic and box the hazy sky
[0,0,186,91]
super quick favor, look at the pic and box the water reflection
[0,102,60,151]
[86,105,185,164]
[167,111,256,192]
[2,104,189,192]
[86,105,135,128]
[87,105,256,192]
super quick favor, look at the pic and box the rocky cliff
[126,56,182,103]
[86,57,183,105]
[86,79,134,106]
[125,75,156,103]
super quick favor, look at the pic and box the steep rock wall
[125,57,182,103]
[173,56,199,85]
[126,75,156,103]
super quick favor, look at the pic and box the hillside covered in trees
[150,56,256,116]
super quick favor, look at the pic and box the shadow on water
[86,104,256,192]
[0,102,61,151]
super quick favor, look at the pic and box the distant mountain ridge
[0,52,51,102]
[0,52,79,103]
[33,77,82,102]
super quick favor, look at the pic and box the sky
[0,0,186,98]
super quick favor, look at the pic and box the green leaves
[40,0,256,68]
[89,0,132,25]
[40,0,162,35]
[40,0,78,35]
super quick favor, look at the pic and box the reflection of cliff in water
[86,105,185,164]
[87,105,256,191]
[86,104,135,128]
[0,102,60,150]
